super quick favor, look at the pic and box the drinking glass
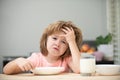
[80,53,96,76]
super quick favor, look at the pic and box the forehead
[54,31,65,35]
[50,32,65,38]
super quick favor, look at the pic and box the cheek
[60,45,68,53]
[47,37,53,45]
[46,39,52,49]
[47,41,52,48]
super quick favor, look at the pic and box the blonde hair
[40,20,82,58]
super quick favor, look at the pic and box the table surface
[0,73,120,80]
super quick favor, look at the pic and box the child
[3,20,82,74]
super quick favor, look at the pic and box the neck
[45,55,61,63]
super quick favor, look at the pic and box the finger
[18,63,29,71]
[24,65,30,71]
[62,27,73,33]
[62,28,68,34]
[23,63,32,71]
[26,60,34,69]
[26,62,34,70]
[64,27,73,31]
[70,27,74,31]
[19,66,26,72]
[29,62,34,69]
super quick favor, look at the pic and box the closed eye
[61,40,67,44]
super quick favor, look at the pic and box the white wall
[0,0,107,73]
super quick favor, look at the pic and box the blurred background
[0,0,119,73]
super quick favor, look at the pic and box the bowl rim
[34,67,65,70]
[31,67,65,75]
[96,64,120,67]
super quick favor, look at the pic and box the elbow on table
[72,69,80,74]
[74,71,80,74]
[3,67,12,75]
[3,67,21,75]
[3,66,22,75]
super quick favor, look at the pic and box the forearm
[3,59,22,74]
[69,41,80,73]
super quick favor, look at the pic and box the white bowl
[96,65,120,75]
[31,67,65,75]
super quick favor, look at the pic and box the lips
[53,47,59,51]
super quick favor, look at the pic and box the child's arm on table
[3,57,34,74]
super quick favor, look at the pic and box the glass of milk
[80,53,96,76]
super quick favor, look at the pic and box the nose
[55,40,60,47]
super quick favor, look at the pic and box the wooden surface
[0,73,120,80]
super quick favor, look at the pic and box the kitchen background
[0,0,119,73]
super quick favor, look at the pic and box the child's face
[46,32,68,57]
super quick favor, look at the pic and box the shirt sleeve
[27,53,40,67]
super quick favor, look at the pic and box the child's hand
[62,27,76,43]
[14,58,34,72]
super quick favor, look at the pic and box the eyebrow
[52,34,66,41]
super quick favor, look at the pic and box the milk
[80,53,96,76]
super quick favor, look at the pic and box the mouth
[53,47,59,51]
